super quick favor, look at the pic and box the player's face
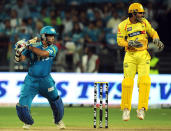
[136,12,144,22]
[45,35,55,45]
[46,35,55,42]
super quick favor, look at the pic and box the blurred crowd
[0,0,170,73]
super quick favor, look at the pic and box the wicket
[94,82,108,128]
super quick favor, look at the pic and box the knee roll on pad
[138,76,151,110]
[121,78,134,110]
[16,104,34,125]
[138,76,151,87]
[49,96,64,124]
[122,78,134,88]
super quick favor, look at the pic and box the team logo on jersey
[127,27,132,31]
[47,49,53,54]
[48,87,54,92]
[128,31,145,37]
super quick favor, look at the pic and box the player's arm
[117,23,128,47]
[28,45,58,57]
[145,19,164,49]
[27,46,49,57]
[145,19,159,39]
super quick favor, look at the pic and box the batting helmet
[40,26,56,41]
[40,26,56,35]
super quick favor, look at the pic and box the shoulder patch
[51,47,56,54]
[127,27,132,31]
[50,45,57,54]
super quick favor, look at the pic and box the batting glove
[15,39,28,52]
[14,51,21,63]
[28,37,38,44]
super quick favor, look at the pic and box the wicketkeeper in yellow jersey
[117,3,164,121]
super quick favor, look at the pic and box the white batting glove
[28,37,38,44]
[14,51,21,63]
[15,39,28,52]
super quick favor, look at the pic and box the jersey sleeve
[117,22,128,47]
[47,45,58,57]
[144,19,159,39]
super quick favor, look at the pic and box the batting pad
[16,103,34,125]
[121,78,134,111]
[49,96,64,124]
[138,76,151,110]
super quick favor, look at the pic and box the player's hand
[15,39,28,52]
[14,50,21,63]
[28,37,38,44]
[153,38,164,50]
[15,38,35,52]
[128,38,143,48]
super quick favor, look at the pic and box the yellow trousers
[121,50,151,111]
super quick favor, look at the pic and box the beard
[46,40,55,45]
[136,15,144,22]
[136,17,143,22]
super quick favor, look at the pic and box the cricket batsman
[15,26,65,129]
[117,3,164,121]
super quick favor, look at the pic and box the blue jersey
[22,42,58,77]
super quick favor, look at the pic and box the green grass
[0,107,171,130]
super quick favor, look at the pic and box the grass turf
[0,107,171,130]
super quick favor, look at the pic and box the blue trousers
[19,74,58,110]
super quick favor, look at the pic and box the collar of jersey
[127,18,132,24]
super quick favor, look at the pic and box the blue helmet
[40,26,57,43]
[40,26,56,35]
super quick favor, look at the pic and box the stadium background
[0,0,171,130]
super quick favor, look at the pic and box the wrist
[27,45,32,50]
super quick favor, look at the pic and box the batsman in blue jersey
[14,26,65,130]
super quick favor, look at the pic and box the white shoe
[56,120,66,129]
[137,108,145,120]
[23,124,31,130]
[122,108,130,121]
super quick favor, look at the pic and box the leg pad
[16,104,34,125]
[49,96,64,124]
[121,78,134,110]
[138,76,151,110]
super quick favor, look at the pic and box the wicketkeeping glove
[153,38,164,50]
[128,38,143,48]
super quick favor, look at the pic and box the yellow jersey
[117,18,159,51]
